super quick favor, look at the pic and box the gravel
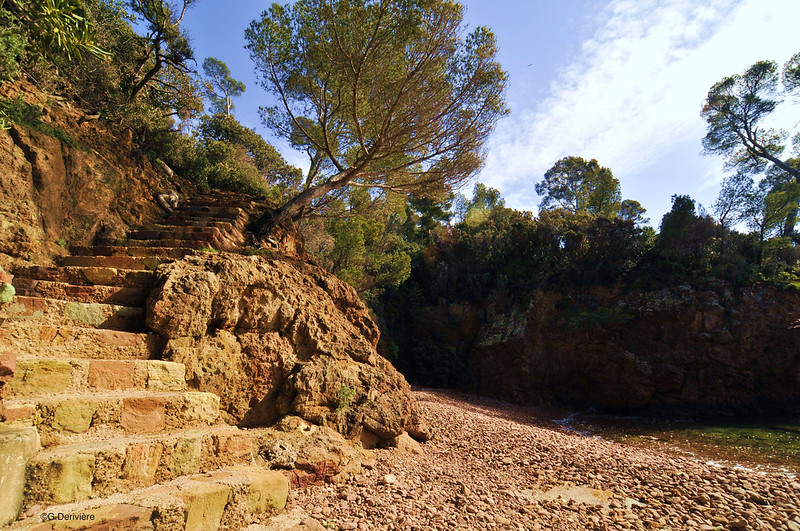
[288,389,800,530]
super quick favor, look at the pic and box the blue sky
[183,0,800,226]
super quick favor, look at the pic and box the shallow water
[559,413,800,476]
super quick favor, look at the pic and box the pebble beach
[289,390,800,530]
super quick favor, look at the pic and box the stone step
[0,297,146,332]
[127,226,224,241]
[93,239,219,250]
[176,205,251,217]
[0,321,164,360]
[0,426,40,527]
[8,465,288,531]
[70,246,198,258]
[146,220,237,232]
[56,255,171,271]
[6,359,185,398]
[13,266,154,288]
[0,323,163,361]
[21,425,266,509]
[164,215,251,235]
[12,279,148,306]
[183,198,256,209]
[2,391,220,446]
[167,210,248,223]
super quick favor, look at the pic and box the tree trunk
[784,208,797,239]
[253,171,353,237]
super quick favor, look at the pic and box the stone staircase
[0,192,291,530]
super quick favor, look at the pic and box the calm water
[559,413,800,476]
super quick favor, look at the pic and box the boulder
[146,253,430,444]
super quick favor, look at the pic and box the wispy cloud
[481,0,800,213]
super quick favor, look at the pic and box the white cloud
[480,0,800,213]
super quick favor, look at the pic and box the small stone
[382,474,397,485]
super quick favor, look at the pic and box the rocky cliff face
[0,81,189,271]
[472,285,800,415]
[0,80,430,448]
[146,253,431,445]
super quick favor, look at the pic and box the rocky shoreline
[286,390,800,530]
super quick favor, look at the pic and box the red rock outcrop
[0,80,191,271]
[146,252,431,445]
[471,286,800,415]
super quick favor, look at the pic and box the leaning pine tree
[245,0,508,236]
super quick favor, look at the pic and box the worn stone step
[13,266,154,288]
[0,426,40,527]
[0,323,163,361]
[21,425,266,509]
[12,279,148,306]
[2,391,220,446]
[127,226,223,241]
[146,220,237,232]
[93,238,219,250]
[184,197,256,209]
[0,297,146,332]
[176,205,250,217]
[168,209,248,223]
[70,245,198,258]
[8,465,288,531]
[56,255,171,271]
[6,359,185,398]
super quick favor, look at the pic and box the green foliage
[55,237,67,246]
[618,199,649,226]
[303,188,415,298]
[565,304,632,329]
[0,8,27,82]
[535,156,621,215]
[246,0,509,231]
[3,0,109,62]
[460,183,504,228]
[195,114,301,199]
[702,53,800,236]
[403,195,453,245]
[242,246,276,259]
[0,95,80,146]
[335,385,356,414]
[201,57,244,116]
[0,282,15,303]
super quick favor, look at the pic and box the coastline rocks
[146,253,430,445]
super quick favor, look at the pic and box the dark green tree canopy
[125,0,198,105]
[535,156,621,215]
[702,53,800,236]
[701,56,800,181]
[245,0,508,234]
[197,113,302,197]
[618,199,648,226]
[201,56,245,115]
